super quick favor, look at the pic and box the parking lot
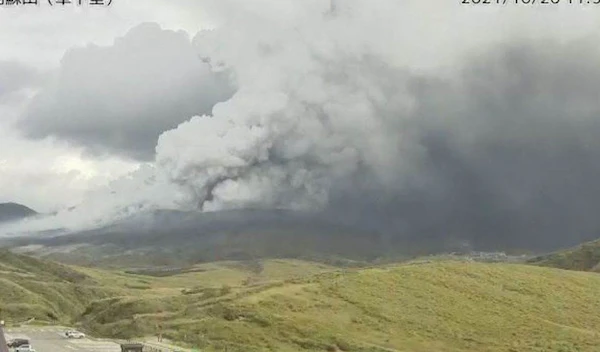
[5,326,121,352]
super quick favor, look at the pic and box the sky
[0,0,218,211]
[3,0,600,250]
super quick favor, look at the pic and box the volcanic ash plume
[155,0,417,212]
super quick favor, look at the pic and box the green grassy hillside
[528,238,600,272]
[0,249,124,324]
[78,260,600,352]
[2,250,600,351]
[0,250,338,328]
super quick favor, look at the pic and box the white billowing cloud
[153,0,424,211]
[154,0,547,212]
[18,22,233,160]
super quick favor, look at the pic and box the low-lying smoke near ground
[3,0,600,252]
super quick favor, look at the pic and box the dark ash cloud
[18,22,234,161]
[328,38,600,252]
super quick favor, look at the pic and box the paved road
[4,326,121,352]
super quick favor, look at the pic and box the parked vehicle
[65,330,85,339]
[7,338,29,348]
[120,343,144,352]
[14,344,36,352]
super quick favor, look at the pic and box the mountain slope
[0,203,36,223]
[5,209,401,267]
[3,209,550,267]
[0,250,124,324]
[527,238,600,272]
[80,261,600,352]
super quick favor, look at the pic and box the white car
[65,330,86,339]
[15,344,36,352]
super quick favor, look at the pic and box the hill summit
[528,238,600,272]
[0,202,37,223]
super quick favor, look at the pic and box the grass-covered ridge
[0,249,123,324]
[2,250,600,351]
[81,260,600,352]
[528,238,600,272]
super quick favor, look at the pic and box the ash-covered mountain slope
[3,207,578,267]
[4,209,415,264]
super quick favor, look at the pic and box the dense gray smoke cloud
[18,23,233,160]
[156,0,419,212]
[154,2,600,250]
[6,0,600,252]
[324,38,600,251]
[406,40,600,250]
